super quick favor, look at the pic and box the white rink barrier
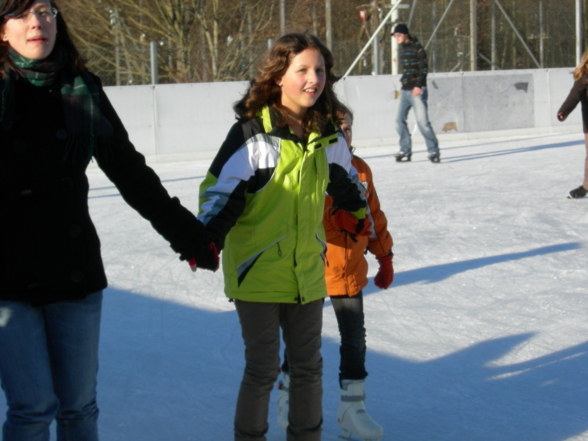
[103,68,582,163]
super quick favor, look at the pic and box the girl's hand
[188,243,220,272]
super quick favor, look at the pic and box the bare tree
[62,0,277,84]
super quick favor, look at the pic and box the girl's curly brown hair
[573,47,588,82]
[234,33,345,136]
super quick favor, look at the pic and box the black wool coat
[1,74,201,306]
[558,73,588,133]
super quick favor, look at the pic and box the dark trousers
[282,291,367,386]
[583,134,588,189]
[234,299,323,441]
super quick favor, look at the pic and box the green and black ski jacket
[198,105,367,304]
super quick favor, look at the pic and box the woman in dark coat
[0,0,217,439]
[557,48,588,199]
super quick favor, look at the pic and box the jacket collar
[258,105,339,149]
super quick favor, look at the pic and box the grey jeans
[234,299,324,441]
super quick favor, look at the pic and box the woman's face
[2,0,57,60]
[277,48,326,119]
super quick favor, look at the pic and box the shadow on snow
[364,242,582,293]
[361,138,584,164]
[83,285,587,440]
[1,243,584,440]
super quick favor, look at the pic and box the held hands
[374,252,394,289]
[188,242,220,272]
[168,216,219,272]
[332,209,372,238]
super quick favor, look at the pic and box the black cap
[393,23,409,35]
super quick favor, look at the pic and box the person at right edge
[277,104,393,441]
[557,47,588,199]
[393,23,440,163]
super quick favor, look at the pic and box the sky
[2,131,587,441]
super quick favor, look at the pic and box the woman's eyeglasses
[5,8,59,23]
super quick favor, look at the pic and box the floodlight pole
[470,0,477,71]
[391,0,401,75]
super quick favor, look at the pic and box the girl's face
[277,48,326,119]
[2,0,57,60]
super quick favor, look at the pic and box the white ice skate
[337,379,383,441]
[276,373,290,431]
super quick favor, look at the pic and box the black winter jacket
[398,36,428,90]
[1,74,203,306]
[558,73,588,133]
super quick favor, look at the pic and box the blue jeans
[396,87,439,155]
[282,292,367,385]
[0,292,102,441]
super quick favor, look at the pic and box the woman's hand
[189,242,219,272]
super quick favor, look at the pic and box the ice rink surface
[2,131,587,440]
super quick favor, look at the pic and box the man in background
[393,23,440,163]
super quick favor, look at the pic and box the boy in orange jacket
[277,105,394,441]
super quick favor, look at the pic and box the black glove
[188,241,220,272]
[172,228,220,272]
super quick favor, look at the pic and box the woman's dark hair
[234,33,346,135]
[0,0,86,77]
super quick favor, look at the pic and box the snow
[3,131,588,440]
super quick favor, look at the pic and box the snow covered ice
[2,132,587,440]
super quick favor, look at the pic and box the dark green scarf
[1,46,112,159]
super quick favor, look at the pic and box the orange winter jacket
[324,154,393,297]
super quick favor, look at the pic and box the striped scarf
[1,46,112,159]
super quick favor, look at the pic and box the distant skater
[557,47,588,199]
[392,23,440,163]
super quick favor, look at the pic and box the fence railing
[78,0,586,87]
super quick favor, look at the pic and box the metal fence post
[576,0,582,65]
[470,0,477,71]
[280,0,285,36]
[150,41,158,85]
[325,0,332,50]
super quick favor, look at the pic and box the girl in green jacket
[198,34,370,441]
